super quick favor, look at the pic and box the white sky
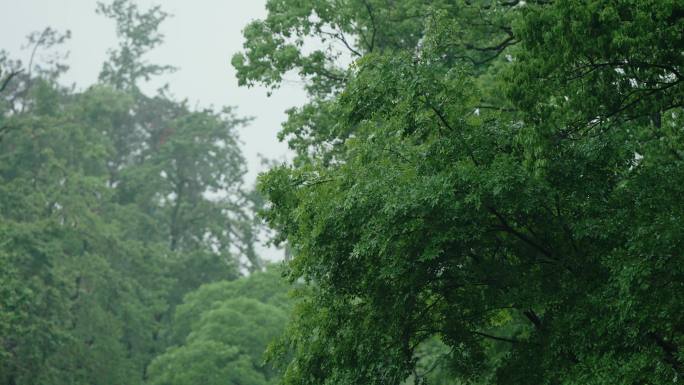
[0,0,306,183]
[0,0,308,261]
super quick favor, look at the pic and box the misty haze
[1,1,682,385]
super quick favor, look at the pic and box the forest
[1,1,682,384]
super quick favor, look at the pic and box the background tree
[0,1,265,384]
[147,268,292,385]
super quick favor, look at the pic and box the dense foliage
[237,1,684,384]
[2,1,682,384]
[147,268,291,385]
[0,2,286,385]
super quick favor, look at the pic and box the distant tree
[96,0,175,91]
[0,1,261,384]
[147,268,292,385]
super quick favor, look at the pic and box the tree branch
[471,330,524,344]
[361,0,377,52]
[0,70,21,94]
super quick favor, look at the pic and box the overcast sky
[0,0,308,260]
[0,0,307,183]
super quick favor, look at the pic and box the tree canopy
[1,1,682,385]
[147,268,292,385]
[238,1,684,384]
[0,1,269,384]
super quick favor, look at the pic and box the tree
[97,0,260,280]
[233,0,519,165]
[147,268,292,385]
[240,1,684,384]
[0,1,262,383]
[96,0,175,91]
[0,69,167,385]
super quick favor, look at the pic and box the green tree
[233,0,518,164]
[97,0,260,284]
[0,1,261,384]
[97,0,175,91]
[148,268,292,385]
[0,71,167,385]
[241,1,684,384]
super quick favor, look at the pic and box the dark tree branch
[361,0,377,52]
[648,332,683,376]
[563,78,682,138]
[0,70,21,94]
[321,28,363,57]
[487,207,554,260]
[316,66,347,83]
[421,96,480,166]
[523,309,543,329]
[465,35,517,53]
[475,104,517,112]
[471,330,524,344]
